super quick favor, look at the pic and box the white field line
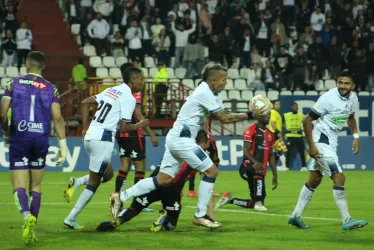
[0,201,349,223]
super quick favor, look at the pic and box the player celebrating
[110,62,266,228]
[215,106,278,211]
[0,51,67,244]
[63,67,148,229]
[115,63,159,212]
[288,70,368,230]
[97,130,211,232]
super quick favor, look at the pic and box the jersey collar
[28,73,43,78]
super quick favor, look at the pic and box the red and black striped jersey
[243,124,274,175]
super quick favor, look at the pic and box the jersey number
[94,101,112,123]
[30,95,36,122]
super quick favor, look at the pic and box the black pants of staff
[286,137,306,170]
[154,83,168,118]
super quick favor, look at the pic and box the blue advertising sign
[279,95,374,136]
[0,136,372,172]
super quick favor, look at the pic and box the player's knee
[308,175,322,189]
[203,165,219,178]
[156,172,173,187]
[332,172,345,186]
[103,166,114,183]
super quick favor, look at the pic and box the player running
[63,66,148,229]
[215,108,278,211]
[110,62,266,228]
[0,51,67,244]
[97,130,211,232]
[288,70,368,230]
[115,63,159,213]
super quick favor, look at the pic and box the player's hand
[272,176,278,190]
[308,144,320,159]
[253,162,264,173]
[151,135,159,147]
[138,119,149,129]
[55,139,67,166]
[352,138,360,155]
[2,130,10,148]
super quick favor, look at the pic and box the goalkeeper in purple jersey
[0,51,68,244]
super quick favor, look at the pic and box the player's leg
[244,163,267,211]
[133,136,147,184]
[115,137,131,193]
[110,146,178,220]
[64,140,113,229]
[328,152,368,230]
[187,175,197,197]
[289,156,323,229]
[9,141,36,244]
[64,164,113,203]
[209,139,221,197]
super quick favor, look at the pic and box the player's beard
[338,88,351,97]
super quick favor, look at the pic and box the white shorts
[159,135,214,178]
[84,140,114,175]
[309,143,342,177]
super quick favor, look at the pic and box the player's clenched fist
[56,139,68,166]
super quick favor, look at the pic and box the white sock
[75,175,106,188]
[195,176,215,218]
[120,177,158,203]
[67,185,96,221]
[75,175,89,188]
[292,184,315,218]
[333,186,351,224]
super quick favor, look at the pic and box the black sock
[253,175,266,203]
[230,198,253,209]
[115,170,128,192]
[189,175,195,191]
[134,171,145,184]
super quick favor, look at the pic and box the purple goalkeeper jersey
[4,73,60,141]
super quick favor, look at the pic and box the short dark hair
[202,62,227,81]
[120,63,134,78]
[272,99,280,105]
[26,51,46,69]
[122,66,142,83]
[339,69,355,83]
[196,130,208,144]
[292,102,298,106]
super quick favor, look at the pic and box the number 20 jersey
[4,73,60,141]
[84,83,136,143]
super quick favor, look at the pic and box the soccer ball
[250,95,272,112]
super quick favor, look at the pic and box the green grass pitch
[0,171,373,250]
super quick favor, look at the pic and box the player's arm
[133,103,159,146]
[243,141,263,173]
[81,96,98,132]
[347,113,360,154]
[119,97,148,133]
[269,149,278,190]
[0,97,11,132]
[211,110,254,124]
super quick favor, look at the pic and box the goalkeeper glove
[55,139,67,166]
[2,130,9,148]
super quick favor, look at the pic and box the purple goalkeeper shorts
[9,135,49,170]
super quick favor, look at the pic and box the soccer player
[0,51,68,244]
[188,118,220,198]
[288,70,368,230]
[96,130,211,232]
[115,62,159,213]
[215,110,278,211]
[63,66,149,229]
[110,62,266,228]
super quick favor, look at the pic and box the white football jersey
[311,88,358,149]
[85,83,136,142]
[169,81,223,139]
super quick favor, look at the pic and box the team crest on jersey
[268,134,272,142]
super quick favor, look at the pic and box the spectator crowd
[1,0,33,69]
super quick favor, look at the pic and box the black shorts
[131,183,182,222]
[207,139,220,166]
[117,136,146,161]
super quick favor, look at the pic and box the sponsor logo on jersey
[106,88,123,99]
[19,79,47,90]
[331,115,349,125]
[17,120,44,133]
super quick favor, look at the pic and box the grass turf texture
[0,171,372,250]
